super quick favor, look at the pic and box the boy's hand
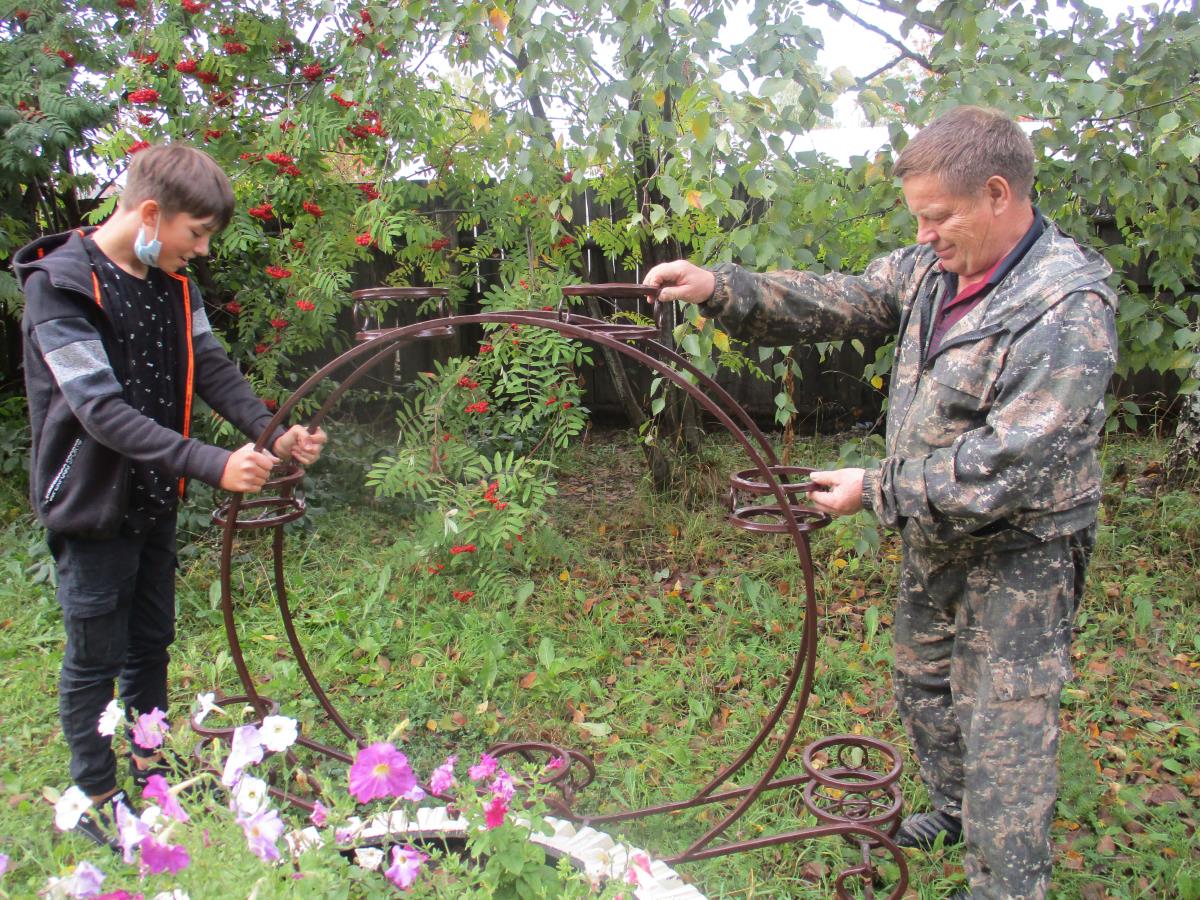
[273,425,327,466]
[643,260,716,305]
[220,443,279,493]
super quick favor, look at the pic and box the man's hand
[643,260,716,305]
[809,468,865,517]
[273,425,328,466]
[220,443,279,493]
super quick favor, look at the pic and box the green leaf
[1178,134,1200,161]
[537,637,555,669]
[1157,111,1181,134]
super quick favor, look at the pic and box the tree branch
[818,0,940,73]
[854,0,945,36]
[1078,85,1200,125]
[856,53,907,86]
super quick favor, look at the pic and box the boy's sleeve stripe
[35,319,124,405]
[44,339,113,386]
[192,304,213,337]
[34,316,106,354]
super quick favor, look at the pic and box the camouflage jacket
[701,223,1118,548]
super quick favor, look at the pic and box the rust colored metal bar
[227,313,811,801]
[547,285,781,466]
[216,495,271,718]
[660,819,908,884]
[562,283,659,299]
[350,287,450,301]
[206,296,904,892]
[272,515,362,745]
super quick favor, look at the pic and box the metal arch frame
[203,292,909,898]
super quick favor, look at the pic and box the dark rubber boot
[894,809,963,850]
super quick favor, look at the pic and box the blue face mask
[133,219,162,268]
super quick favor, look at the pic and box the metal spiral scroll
[202,284,909,896]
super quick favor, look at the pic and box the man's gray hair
[894,106,1035,199]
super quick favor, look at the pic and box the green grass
[0,430,1197,898]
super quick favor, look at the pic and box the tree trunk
[582,254,677,487]
[1166,354,1200,484]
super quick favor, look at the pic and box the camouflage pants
[893,527,1094,900]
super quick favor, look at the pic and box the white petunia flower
[41,860,105,898]
[115,799,150,865]
[53,786,92,832]
[233,775,269,815]
[193,692,221,725]
[140,804,164,829]
[354,847,385,871]
[97,699,123,737]
[259,715,298,753]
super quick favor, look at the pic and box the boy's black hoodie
[16,228,279,538]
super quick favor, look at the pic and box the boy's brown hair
[120,144,236,231]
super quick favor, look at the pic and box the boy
[15,143,327,846]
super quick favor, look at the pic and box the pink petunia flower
[140,836,190,875]
[348,742,423,803]
[141,774,189,822]
[428,755,456,795]
[309,800,328,827]
[131,708,168,750]
[238,805,285,862]
[468,752,497,782]
[385,845,427,890]
[221,724,264,786]
[624,850,653,885]
[490,770,515,803]
[483,794,508,829]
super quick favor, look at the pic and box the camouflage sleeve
[869,290,1117,533]
[696,245,925,346]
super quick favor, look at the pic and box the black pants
[49,514,177,795]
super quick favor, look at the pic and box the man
[645,106,1117,899]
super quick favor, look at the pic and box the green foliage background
[2,0,1197,407]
